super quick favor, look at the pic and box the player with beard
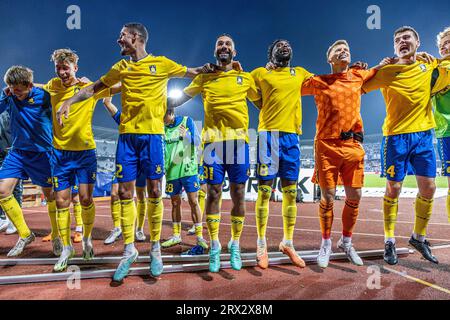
[432,27,450,223]
[168,34,260,272]
[302,40,393,268]
[57,23,217,281]
[250,40,313,269]
[363,26,450,265]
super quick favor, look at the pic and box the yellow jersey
[362,60,450,136]
[100,55,187,135]
[251,66,313,134]
[44,78,110,151]
[184,70,259,143]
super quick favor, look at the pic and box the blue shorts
[115,134,164,183]
[111,171,145,187]
[165,175,200,196]
[203,140,250,185]
[52,149,97,191]
[437,137,450,176]
[136,171,147,188]
[256,131,301,181]
[381,130,436,181]
[198,165,206,185]
[0,149,52,187]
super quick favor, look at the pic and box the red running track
[0,197,449,300]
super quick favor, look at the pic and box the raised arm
[56,79,107,126]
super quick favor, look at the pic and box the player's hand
[350,61,368,70]
[179,124,187,138]
[56,101,71,126]
[77,77,91,85]
[232,61,243,71]
[379,57,397,67]
[102,97,112,105]
[416,52,435,64]
[3,87,12,96]
[200,63,219,73]
[265,61,276,71]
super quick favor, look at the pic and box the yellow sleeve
[297,67,314,84]
[93,87,111,100]
[163,57,188,78]
[43,78,57,92]
[250,68,261,85]
[362,70,386,93]
[432,60,450,95]
[100,61,123,87]
[246,74,261,102]
[183,75,203,98]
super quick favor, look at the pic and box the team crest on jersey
[155,165,162,174]
[419,64,427,72]
[28,98,35,104]
[74,87,81,94]
[236,76,243,85]
[149,65,157,74]
[290,68,296,76]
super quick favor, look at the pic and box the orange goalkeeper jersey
[302,67,377,140]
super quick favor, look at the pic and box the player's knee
[419,184,436,199]
[171,196,182,207]
[110,194,120,203]
[231,187,245,200]
[79,195,93,207]
[118,188,133,200]
[386,182,402,198]
[207,187,221,202]
[0,187,12,199]
[320,194,334,206]
[147,185,161,198]
[55,198,70,208]
[187,196,199,208]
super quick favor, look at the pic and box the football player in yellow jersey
[168,34,260,272]
[250,40,313,269]
[44,48,117,272]
[363,26,450,265]
[57,23,217,281]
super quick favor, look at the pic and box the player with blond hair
[302,40,393,268]
[43,48,116,271]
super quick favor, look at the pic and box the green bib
[164,116,198,181]
[433,88,450,138]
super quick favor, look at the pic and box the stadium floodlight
[168,88,183,100]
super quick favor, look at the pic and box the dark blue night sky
[1,0,448,139]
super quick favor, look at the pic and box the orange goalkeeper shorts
[312,139,365,189]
